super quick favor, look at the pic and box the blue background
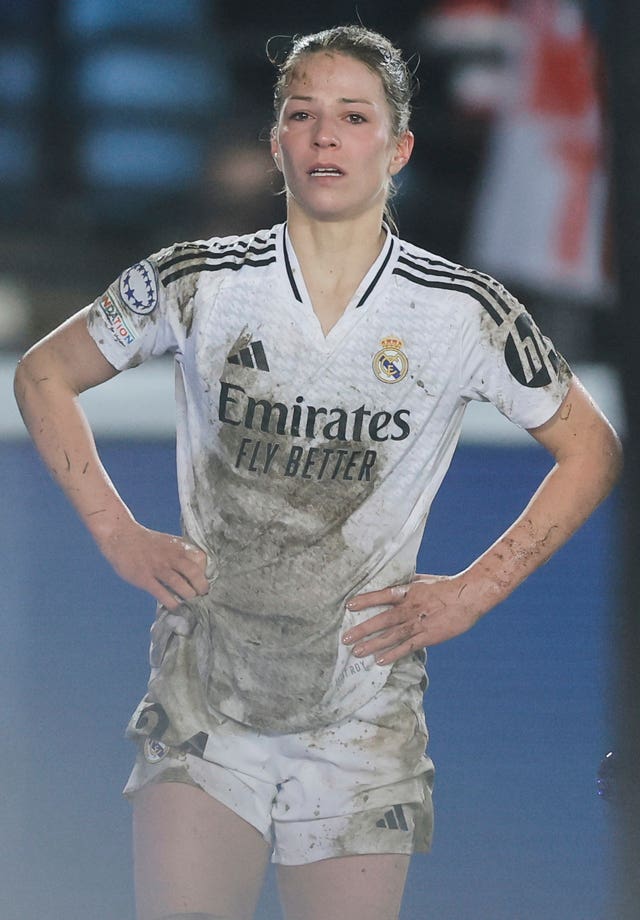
[1,439,619,920]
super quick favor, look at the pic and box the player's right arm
[13,308,209,610]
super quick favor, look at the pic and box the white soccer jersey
[87,223,572,737]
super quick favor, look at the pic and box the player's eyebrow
[287,94,375,106]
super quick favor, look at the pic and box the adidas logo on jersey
[227,340,270,372]
[376,805,409,831]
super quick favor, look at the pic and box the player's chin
[301,198,376,225]
[289,186,353,219]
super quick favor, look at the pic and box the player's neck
[287,209,386,281]
[286,209,388,336]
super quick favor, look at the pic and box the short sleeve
[86,250,185,370]
[458,279,573,430]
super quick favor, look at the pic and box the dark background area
[0,1,615,360]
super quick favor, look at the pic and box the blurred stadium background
[2,2,637,918]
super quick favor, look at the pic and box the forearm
[14,311,210,609]
[462,426,622,617]
[344,380,622,661]
[14,354,133,547]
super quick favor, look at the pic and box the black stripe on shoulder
[170,241,217,253]
[398,251,509,295]
[162,255,277,286]
[394,254,514,327]
[168,229,274,257]
[393,267,507,326]
[159,240,276,278]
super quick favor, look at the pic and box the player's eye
[289,111,310,121]
[346,113,367,124]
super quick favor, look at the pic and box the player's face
[271,52,413,224]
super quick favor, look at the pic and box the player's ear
[270,129,282,172]
[389,130,414,177]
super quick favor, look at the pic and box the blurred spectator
[419,0,516,116]
[402,0,516,254]
[463,0,611,358]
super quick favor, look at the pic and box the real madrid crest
[372,335,409,383]
[143,736,169,764]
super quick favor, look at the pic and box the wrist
[83,499,136,548]
[463,540,533,614]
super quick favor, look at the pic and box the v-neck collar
[278,223,398,343]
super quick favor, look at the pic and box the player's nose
[312,115,340,148]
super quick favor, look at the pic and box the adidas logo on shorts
[227,340,270,371]
[376,804,409,831]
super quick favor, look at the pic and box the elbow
[595,421,624,499]
[13,346,56,418]
[607,426,624,489]
[13,351,34,414]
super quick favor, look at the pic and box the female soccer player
[14,25,621,920]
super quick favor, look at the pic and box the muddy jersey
[87,223,572,736]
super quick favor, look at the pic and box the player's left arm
[342,377,623,664]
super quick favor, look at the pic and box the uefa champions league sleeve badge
[119,259,159,315]
[372,336,409,383]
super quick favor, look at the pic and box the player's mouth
[308,165,344,177]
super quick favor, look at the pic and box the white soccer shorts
[124,674,434,865]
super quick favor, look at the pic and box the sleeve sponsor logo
[98,291,137,346]
[119,259,159,315]
[504,312,561,388]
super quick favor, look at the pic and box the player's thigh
[133,781,271,920]
[277,852,411,920]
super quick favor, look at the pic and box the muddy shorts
[123,674,434,865]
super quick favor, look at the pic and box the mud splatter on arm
[13,308,132,540]
[461,377,622,616]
